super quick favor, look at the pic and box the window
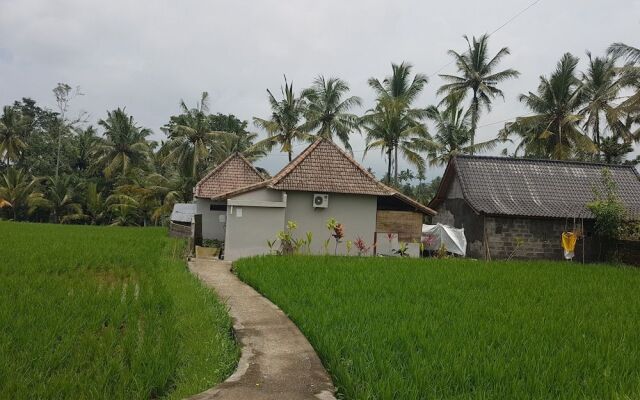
[210,204,227,211]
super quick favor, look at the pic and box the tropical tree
[82,182,108,225]
[254,77,309,162]
[0,168,43,220]
[425,94,499,166]
[579,53,631,149]
[163,92,227,178]
[145,173,186,224]
[364,62,429,183]
[216,131,267,162]
[600,136,636,164]
[29,175,84,223]
[96,108,152,179]
[106,193,141,226]
[499,53,595,159]
[71,126,100,173]
[608,43,640,64]
[301,76,362,151]
[438,34,520,152]
[0,106,30,164]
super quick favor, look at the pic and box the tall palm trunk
[394,145,399,184]
[593,119,601,156]
[470,89,479,154]
[386,148,392,184]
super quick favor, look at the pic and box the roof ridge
[195,152,263,193]
[454,154,637,170]
[270,137,392,193]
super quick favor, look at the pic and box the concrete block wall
[485,216,591,261]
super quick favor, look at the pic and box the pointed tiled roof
[193,153,265,199]
[208,138,436,215]
[269,138,390,195]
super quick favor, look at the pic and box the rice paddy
[235,256,640,399]
[0,221,238,399]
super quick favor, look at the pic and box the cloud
[1,0,639,177]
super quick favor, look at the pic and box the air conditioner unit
[313,193,329,208]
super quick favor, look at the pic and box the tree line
[1,36,638,226]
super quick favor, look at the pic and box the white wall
[224,203,286,261]
[284,191,377,255]
[194,198,227,241]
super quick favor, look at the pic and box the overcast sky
[1,0,639,179]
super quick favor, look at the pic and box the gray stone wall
[485,216,594,261]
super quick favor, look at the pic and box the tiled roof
[209,138,436,215]
[269,138,391,196]
[193,153,265,199]
[429,155,640,219]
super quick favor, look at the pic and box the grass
[0,221,238,399]
[235,256,640,399]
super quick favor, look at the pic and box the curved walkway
[187,258,336,400]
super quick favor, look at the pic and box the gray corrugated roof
[431,155,640,219]
[170,203,196,223]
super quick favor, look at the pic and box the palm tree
[365,62,429,183]
[599,135,635,164]
[425,94,499,166]
[106,193,141,226]
[608,43,640,131]
[301,76,362,151]
[82,182,107,225]
[0,106,30,164]
[96,108,152,179]
[144,173,186,224]
[608,43,640,64]
[579,53,632,149]
[362,103,431,183]
[216,130,267,162]
[163,92,228,178]
[0,168,42,220]
[254,77,309,162]
[499,53,595,159]
[438,34,520,152]
[71,126,100,173]
[29,175,84,223]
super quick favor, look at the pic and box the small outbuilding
[193,152,266,241]
[428,155,640,261]
[193,138,436,261]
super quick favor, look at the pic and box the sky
[1,0,639,179]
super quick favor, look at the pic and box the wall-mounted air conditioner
[313,193,329,208]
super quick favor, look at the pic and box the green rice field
[235,256,640,399]
[0,221,238,399]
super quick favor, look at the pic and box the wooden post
[191,214,203,255]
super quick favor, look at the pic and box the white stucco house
[192,138,436,261]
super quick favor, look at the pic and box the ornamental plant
[326,217,344,255]
[354,236,372,256]
[277,220,298,255]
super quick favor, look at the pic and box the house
[428,155,640,260]
[193,138,436,261]
[193,152,265,241]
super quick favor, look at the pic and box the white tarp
[422,223,467,257]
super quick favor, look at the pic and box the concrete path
[187,258,336,400]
